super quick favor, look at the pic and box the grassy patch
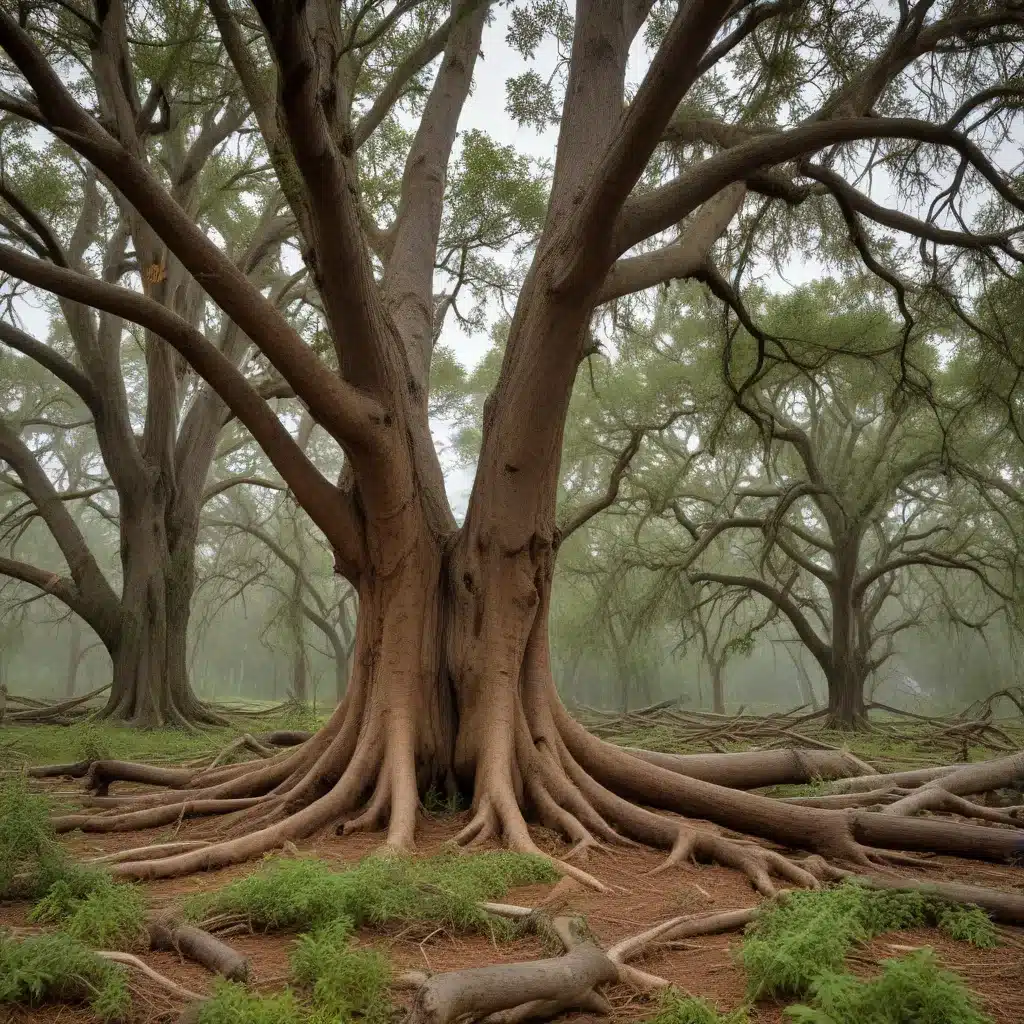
[29,869,147,950]
[0,931,131,1022]
[645,989,749,1024]
[786,949,992,1024]
[196,982,304,1024]
[0,780,68,897]
[291,919,392,1024]
[186,850,557,937]
[742,882,996,999]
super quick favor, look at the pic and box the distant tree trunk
[710,658,725,715]
[825,663,868,729]
[65,617,83,698]
[793,655,821,711]
[287,572,308,704]
[826,539,868,729]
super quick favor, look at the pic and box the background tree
[618,281,1019,727]
[2,0,1024,891]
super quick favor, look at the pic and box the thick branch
[0,10,384,455]
[614,117,1024,255]
[0,321,101,414]
[0,243,363,570]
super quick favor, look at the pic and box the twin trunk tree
[2,0,1024,879]
[0,40,300,723]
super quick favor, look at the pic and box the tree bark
[99,493,215,728]
[65,617,83,699]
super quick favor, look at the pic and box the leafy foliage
[185,850,557,936]
[786,950,992,1024]
[645,988,750,1024]
[0,780,66,897]
[29,869,147,950]
[196,982,304,1024]
[742,883,997,999]
[0,931,131,1022]
[291,919,392,1024]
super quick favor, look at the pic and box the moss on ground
[29,869,148,950]
[786,949,992,1024]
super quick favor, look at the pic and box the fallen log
[148,917,249,982]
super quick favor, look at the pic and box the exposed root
[87,841,212,865]
[408,914,618,1024]
[881,752,1024,817]
[94,951,203,1002]
[652,827,820,896]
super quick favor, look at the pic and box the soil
[3,778,1023,1024]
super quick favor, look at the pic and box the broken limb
[407,917,619,1024]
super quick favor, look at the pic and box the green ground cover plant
[185,850,557,936]
[0,931,131,1021]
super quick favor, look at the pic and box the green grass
[0,931,131,1022]
[0,706,332,772]
[0,780,66,898]
[29,869,148,950]
[742,882,997,1000]
[185,850,557,937]
[291,919,392,1024]
[645,989,749,1024]
[786,949,992,1024]
[196,982,304,1024]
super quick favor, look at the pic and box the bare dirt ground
[3,775,1024,1024]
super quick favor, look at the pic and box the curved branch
[614,116,1024,255]
[0,554,113,644]
[0,10,384,456]
[0,320,101,414]
[0,242,363,571]
[690,569,831,668]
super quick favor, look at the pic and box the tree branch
[0,321,101,414]
[0,242,364,571]
[614,116,1024,255]
[0,9,385,456]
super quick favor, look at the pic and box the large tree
[3,0,1024,895]
[0,49,303,723]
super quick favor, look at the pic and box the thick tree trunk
[825,660,868,730]
[99,496,213,728]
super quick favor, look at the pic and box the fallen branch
[148,917,249,981]
[95,951,203,1001]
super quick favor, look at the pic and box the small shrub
[0,780,65,897]
[195,981,304,1024]
[742,883,997,998]
[291,919,392,1023]
[30,869,147,950]
[186,850,557,937]
[645,988,749,1024]
[786,950,992,1024]
[71,723,113,762]
[0,931,131,1022]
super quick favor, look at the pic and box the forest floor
[2,706,1024,1024]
